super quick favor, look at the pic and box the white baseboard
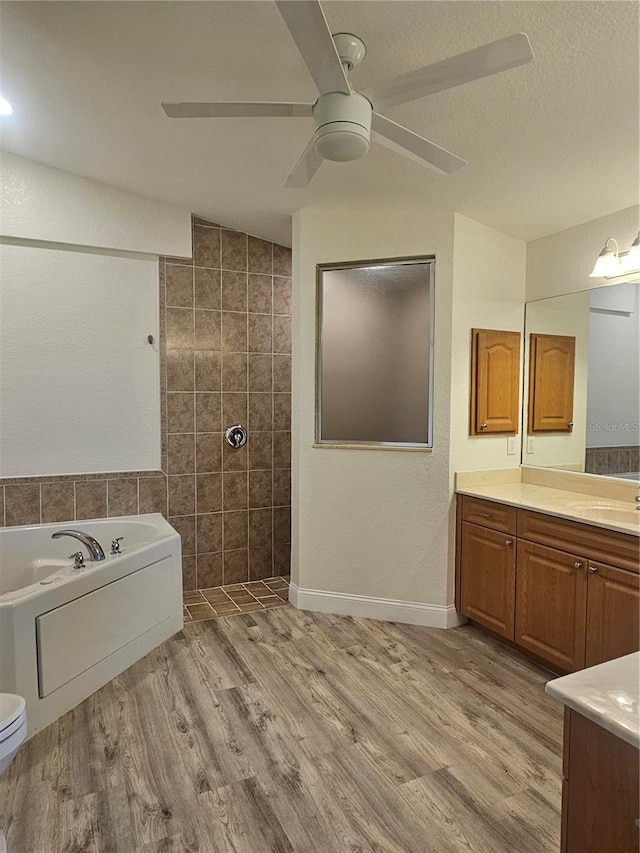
[288,583,464,629]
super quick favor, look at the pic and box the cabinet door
[528,333,575,432]
[585,562,640,667]
[461,522,516,639]
[515,540,587,671]
[470,328,521,435]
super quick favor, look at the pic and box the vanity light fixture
[0,96,13,116]
[589,232,640,278]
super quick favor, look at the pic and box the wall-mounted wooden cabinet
[457,495,640,673]
[528,333,576,432]
[469,328,521,435]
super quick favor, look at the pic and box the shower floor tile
[184,576,290,621]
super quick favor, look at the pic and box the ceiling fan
[161,0,533,188]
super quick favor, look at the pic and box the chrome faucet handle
[111,537,124,555]
[69,551,85,569]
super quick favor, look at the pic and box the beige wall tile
[222,393,248,427]
[41,481,74,524]
[222,352,248,392]
[221,229,247,272]
[273,432,291,469]
[196,473,223,513]
[273,469,291,507]
[223,472,248,511]
[182,555,197,591]
[221,271,248,312]
[195,393,222,433]
[248,508,272,548]
[196,433,223,473]
[248,274,272,314]
[248,393,272,432]
[248,432,272,470]
[273,315,291,353]
[249,469,272,509]
[167,434,196,475]
[248,236,272,274]
[249,546,274,581]
[273,394,291,431]
[194,225,221,269]
[248,314,272,353]
[221,312,248,352]
[195,267,221,310]
[194,310,221,351]
[138,476,167,515]
[4,483,40,526]
[197,552,223,588]
[167,393,195,434]
[168,475,196,516]
[195,351,221,391]
[249,353,272,392]
[0,486,4,526]
[166,308,194,349]
[107,479,138,517]
[167,351,195,391]
[196,512,223,553]
[166,265,194,308]
[273,356,291,393]
[224,510,248,550]
[274,506,291,544]
[273,243,292,277]
[169,514,196,556]
[223,548,248,584]
[76,480,107,520]
[273,277,292,316]
[222,440,247,472]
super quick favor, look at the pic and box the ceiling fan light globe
[314,125,369,161]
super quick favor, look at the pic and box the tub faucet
[52,529,106,561]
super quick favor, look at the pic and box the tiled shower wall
[162,219,292,590]
[585,445,640,476]
[0,216,292,591]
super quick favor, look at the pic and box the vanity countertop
[546,653,640,749]
[455,480,639,535]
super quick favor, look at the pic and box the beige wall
[526,205,639,301]
[292,207,454,608]
[449,214,527,475]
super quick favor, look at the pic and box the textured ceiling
[0,1,638,246]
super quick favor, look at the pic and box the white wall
[587,282,640,448]
[0,153,192,479]
[450,214,527,473]
[526,205,639,301]
[292,207,454,611]
[0,245,160,476]
[0,151,191,257]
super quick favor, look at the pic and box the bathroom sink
[567,502,640,525]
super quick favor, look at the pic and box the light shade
[627,232,640,264]
[0,96,13,116]
[589,241,620,278]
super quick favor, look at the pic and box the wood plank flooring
[0,609,563,852]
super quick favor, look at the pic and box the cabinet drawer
[518,510,639,573]
[462,495,517,534]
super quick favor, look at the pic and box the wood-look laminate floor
[0,609,563,853]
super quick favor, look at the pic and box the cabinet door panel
[515,540,587,671]
[528,333,575,432]
[470,328,521,435]
[461,522,515,639]
[585,562,640,668]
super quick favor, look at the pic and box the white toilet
[0,694,26,853]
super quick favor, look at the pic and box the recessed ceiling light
[0,96,14,116]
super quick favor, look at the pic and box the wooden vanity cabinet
[458,496,640,672]
[585,562,640,668]
[515,541,587,672]
[562,709,639,853]
[460,522,516,640]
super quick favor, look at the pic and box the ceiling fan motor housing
[312,92,372,162]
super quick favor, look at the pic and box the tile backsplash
[0,216,292,591]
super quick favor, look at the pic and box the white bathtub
[0,514,182,739]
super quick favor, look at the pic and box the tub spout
[52,529,106,562]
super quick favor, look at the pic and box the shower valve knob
[225,424,247,449]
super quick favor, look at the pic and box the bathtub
[0,514,182,739]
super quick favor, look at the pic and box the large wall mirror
[316,257,434,448]
[523,278,639,479]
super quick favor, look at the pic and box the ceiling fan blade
[371,113,466,175]
[283,135,324,188]
[363,33,533,111]
[275,0,350,96]
[162,101,314,118]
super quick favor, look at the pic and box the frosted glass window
[317,258,434,447]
